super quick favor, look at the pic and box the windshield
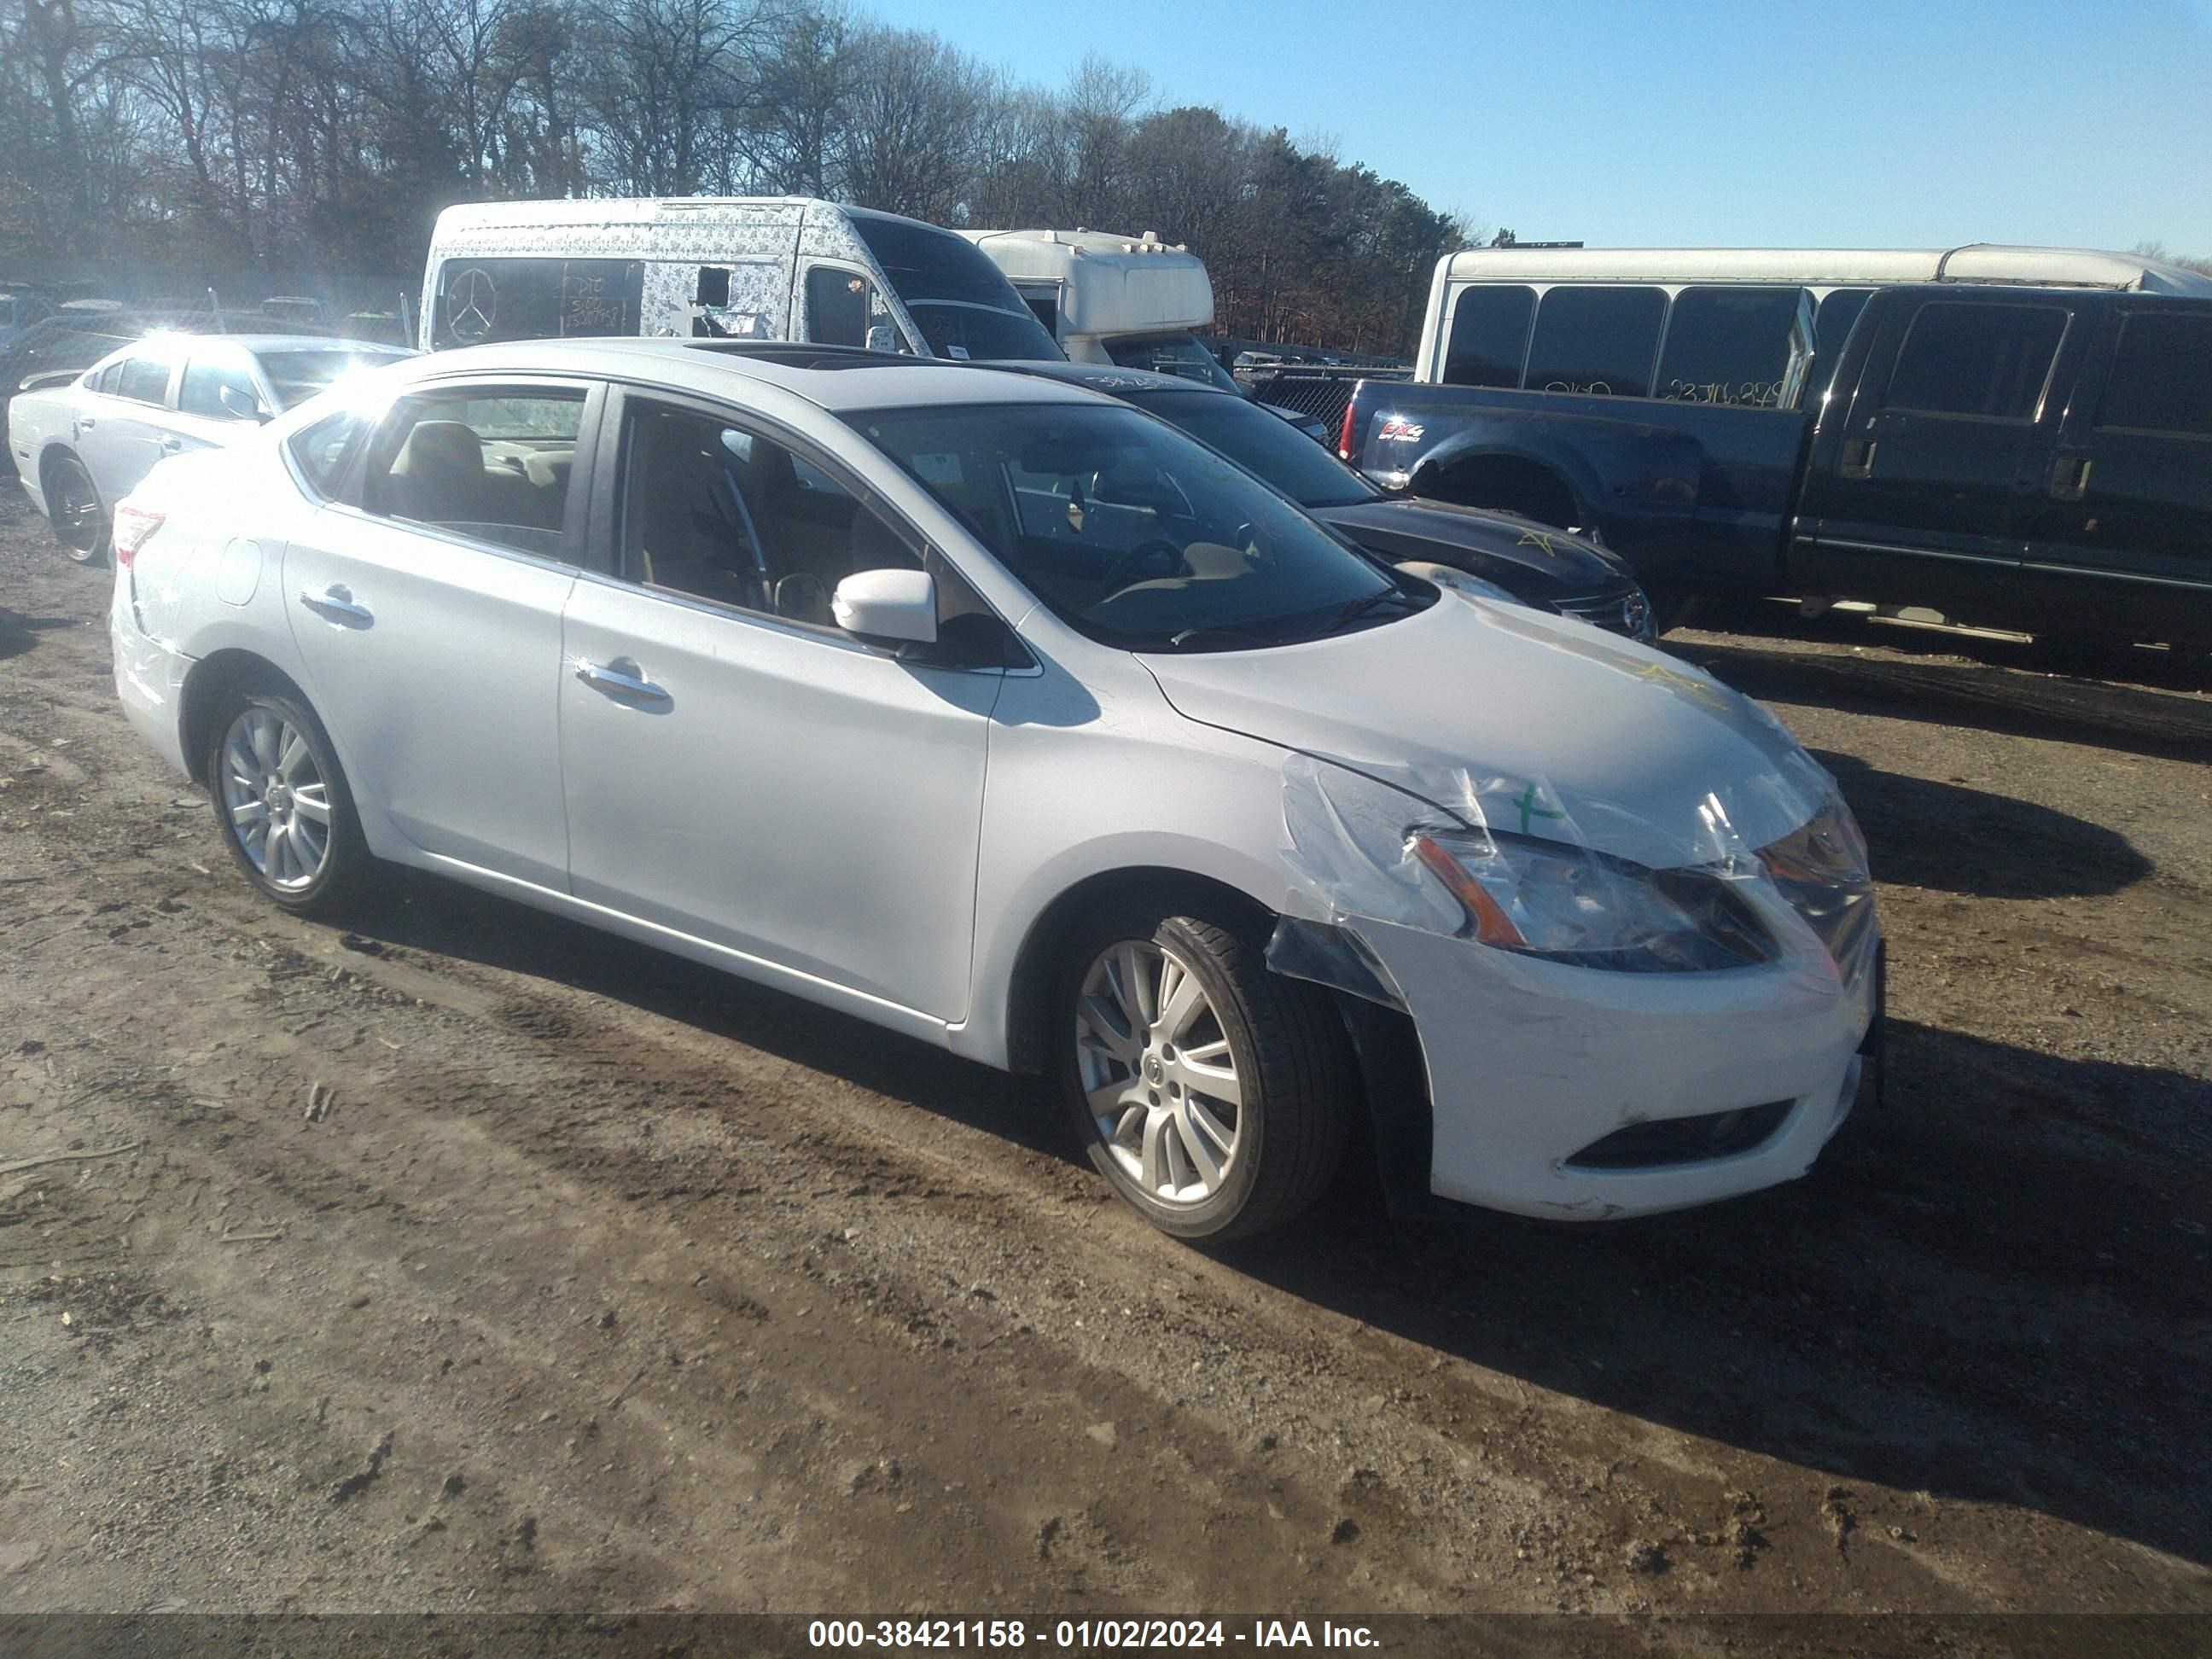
[255,347,410,410]
[905,300,1062,363]
[1103,332,1240,393]
[847,212,1064,362]
[1134,388,1381,509]
[851,402,1423,651]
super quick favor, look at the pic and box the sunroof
[686,342,935,371]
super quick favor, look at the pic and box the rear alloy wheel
[208,690,370,914]
[46,455,108,565]
[1059,909,1352,1241]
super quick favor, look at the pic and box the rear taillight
[111,503,166,568]
[1337,399,1358,461]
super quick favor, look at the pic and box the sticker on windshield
[946,344,971,360]
[913,451,964,486]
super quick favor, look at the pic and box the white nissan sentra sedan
[106,339,1881,1240]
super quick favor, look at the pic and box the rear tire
[45,454,108,565]
[1055,905,1353,1241]
[206,687,372,916]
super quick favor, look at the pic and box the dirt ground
[1,486,2208,1626]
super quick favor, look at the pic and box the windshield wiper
[1319,585,1424,634]
[1165,624,1284,650]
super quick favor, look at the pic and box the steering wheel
[1099,538,1186,592]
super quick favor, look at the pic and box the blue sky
[863,0,2212,257]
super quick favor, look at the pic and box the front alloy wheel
[1059,910,1353,1241]
[1078,940,1245,1203]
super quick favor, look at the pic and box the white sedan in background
[11,332,411,562]
[106,339,1880,1240]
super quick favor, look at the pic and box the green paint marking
[1515,783,1564,835]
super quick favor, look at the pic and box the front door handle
[2048,454,2094,502]
[575,656,672,705]
[298,585,373,625]
[1837,436,1878,480]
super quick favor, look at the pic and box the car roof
[977,358,1233,399]
[405,337,1109,414]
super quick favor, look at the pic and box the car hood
[1317,497,1633,594]
[1137,591,1828,870]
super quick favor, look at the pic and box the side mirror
[832,568,937,647]
[218,383,268,422]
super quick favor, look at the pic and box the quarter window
[1884,302,2066,421]
[2095,312,2212,438]
[1442,285,1534,387]
[620,401,923,629]
[288,410,365,498]
[114,356,173,405]
[1525,287,1667,399]
[180,355,262,420]
[1656,285,1802,406]
[1815,288,1873,357]
[359,387,586,560]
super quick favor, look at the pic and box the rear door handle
[575,656,672,705]
[298,585,373,625]
[2048,454,2094,502]
[1837,436,1877,480]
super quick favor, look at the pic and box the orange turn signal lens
[1411,834,1527,948]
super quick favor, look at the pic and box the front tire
[207,689,371,915]
[1057,906,1353,1241]
[46,454,108,565]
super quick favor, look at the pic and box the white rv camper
[958,229,1238,389]
[420,198,1062,363]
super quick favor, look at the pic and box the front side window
[114,355,174,405]
[852,402,1420,652]
[1656,285,1803,407]
[359,386,585,560]
[1884,302,2067,421]
[1525,286,1667,399]
[620,401,925,629]
[1443,285,1535,387]
[2095,311,2212,438]
[805,266,901,352]
[1102,334,1240,393]
[180,354,262,421]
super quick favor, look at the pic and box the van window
[1656,286,1802,406]
[1525,287,1667,399]
[847,212,1061,362]
[1885,302,2066,421]
[1443,286,1534,387]
[2095,311,2212,438]
[1815,288,1873,356]
[806,266,889,350]
[433,259,644,349]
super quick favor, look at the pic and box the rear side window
[1656,286,1802,406]
[288,410,365,498]
[1816,288,1873,356]
[1884,302,2066,421]
[1442,285,1534,387]
[1525,287,1667,398]
[359,387,587,560]
[114,356,173,405]
[2095,311,2212,437]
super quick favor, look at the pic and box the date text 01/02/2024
[806,1620,1381,1649]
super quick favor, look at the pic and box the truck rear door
[1797,294,2080,626]
[2011,300,2212,648]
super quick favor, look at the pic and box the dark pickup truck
[1338,283,2212,649]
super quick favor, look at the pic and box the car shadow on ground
[0,605,77,662]
[1225,1016,2212,1569]
[325,870,2209,1571]
[1813,748,2152,899]
[1674,608,2212,767]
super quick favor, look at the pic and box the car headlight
[1408,829,1775,972]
